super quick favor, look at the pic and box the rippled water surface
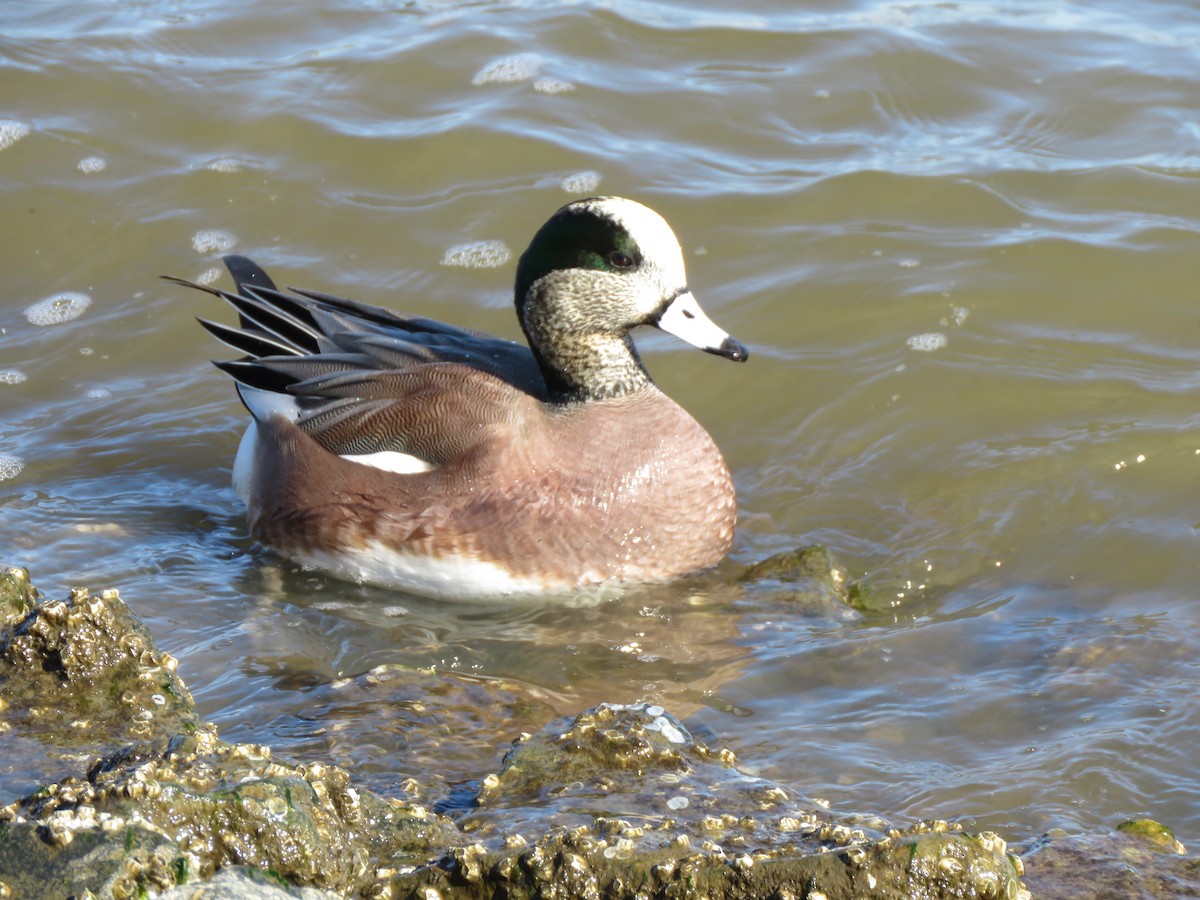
[4,0,1200,853]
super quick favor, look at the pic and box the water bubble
[906,332,947,352]
[196,267,223,285]
[0,370,27,385]
[25,292,92,326]
[192,230,236,253]
[534,78,575,94]
[471,53,541,85]
[0,120,30,151]
[940,305,969,327]
[441,240,511,269]
[77,156,106,174]
[561,171,601,194]
[0,455,23,481]
[207,158,242,173]
[898,258,920,268]
[85,387,112,401]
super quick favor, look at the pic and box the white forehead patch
[574,197,687,277]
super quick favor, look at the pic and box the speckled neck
[524,322,653,404]
[517,269,657,404]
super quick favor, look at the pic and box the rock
[0,819,180,900]
[2,722,462,896]
[0,580,459,898]
[407,702,1027,899]
[736,545,864,616]
[1022,822,1200,899]
[0,579,205,798]
[155,866,343,899]
[34,569,1200,900]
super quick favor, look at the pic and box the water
[3,0,1200,853]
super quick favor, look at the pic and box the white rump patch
[232,422,260,505]
[237,385,302,424]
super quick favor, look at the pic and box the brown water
[3,0,1200,852]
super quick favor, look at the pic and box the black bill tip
[708,337,749,362]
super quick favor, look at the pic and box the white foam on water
[0,121,30,151]
[534,78,575,94]
[192,229,236,253]
[441,240,511,268]
[77,156,106,173]
[85,387,112,401]
[0,371,27,385]
[907,332,947,352]
[25,292,92,326]
[471,53,541,85]
[0,456,23,482]
[207,158,242,173]
[196,267,223,285]
[561,171,601,193]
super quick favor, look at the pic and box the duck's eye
[608,250,634,269]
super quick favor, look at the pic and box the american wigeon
[172,197,747,598]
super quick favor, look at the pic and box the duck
[171,196,747,598]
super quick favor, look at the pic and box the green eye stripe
[516,208,642,300]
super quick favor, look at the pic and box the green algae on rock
[1116,818,1188,855]
[0,566,39,622]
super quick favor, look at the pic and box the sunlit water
[3,0,1200,853]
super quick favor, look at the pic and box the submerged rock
[1022,821,1199,899]
[733,544,865,617]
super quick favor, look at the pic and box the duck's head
[515,197,747,401]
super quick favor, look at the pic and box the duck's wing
[168,255,548,463]
[170,255,546,392]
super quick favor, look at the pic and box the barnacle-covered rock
[0,582,200,751]
[418,702,1028,899]
[0,581,460,898]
